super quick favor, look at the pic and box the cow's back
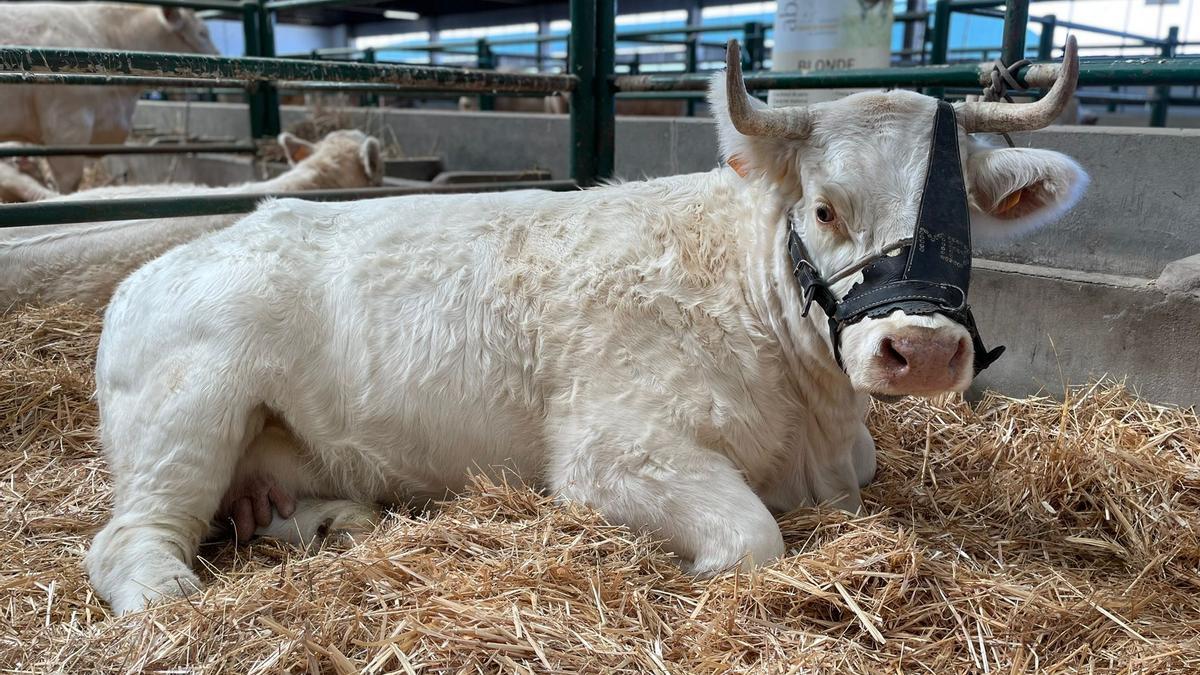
[100,177,782,497]
[102,190,598,497]
[0,4,109,47]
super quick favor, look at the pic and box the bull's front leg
[758,422,872,515]
[34,91,101,193]
[547,402,785,575]
[852,423,877,489]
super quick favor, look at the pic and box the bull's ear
[707,71,798,185]
[160,7,187,32]
[278,132,315,165]
[966,147,1088,242]
[359,136,383,182]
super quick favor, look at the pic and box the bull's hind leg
[255,498,380,549]
[85,364,262,615]
[220,422,381,549]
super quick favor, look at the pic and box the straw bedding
[3,302,1199,673]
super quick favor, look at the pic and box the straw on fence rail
[0,47,578,93]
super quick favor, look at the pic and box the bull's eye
[815,204,836,225]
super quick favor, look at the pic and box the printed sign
[769,0,894,106]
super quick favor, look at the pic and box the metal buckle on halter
[791,258,825,318]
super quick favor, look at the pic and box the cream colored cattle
[0,130,383,310]
[0,3,218,192]
[87,41,1088,615]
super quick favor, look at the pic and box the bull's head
[712,38,1088,398]
[158,8,219,56]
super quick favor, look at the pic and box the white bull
[0,3,219,192]
[0,160,57,203]
[88,40,1089,614]
[0,130,383,309]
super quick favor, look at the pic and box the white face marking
[791,91,976,397]
[713,74,1086,397]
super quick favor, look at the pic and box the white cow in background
[88,40,1089,615]
[0,130,383,309]
[0,3,219,192]
[0,160,56,203]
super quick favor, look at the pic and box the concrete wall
[972,260,1200,407]
[131,101,1200,407]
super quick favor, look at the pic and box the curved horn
[724,39,811,139]
[956,35,1080,133]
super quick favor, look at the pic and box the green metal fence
[282,0,1193,123]
[1,0,1200,228]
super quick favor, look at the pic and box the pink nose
[876,328,971,393]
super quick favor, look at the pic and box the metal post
[743,22,764,71]
[476,39,495,111]
[1001,0,1031,66]
[362,47,378,107]
[241,1,264,138]
[594,0,615,180]
[904,0,926,59]
[1151,26,1179,127]
[930,1,950,65]
[1036,14,1056,60]
[536,20,547,72]
[1034,14,1056,102]
[685,35,698,117]
[256,1,281,137]
[569,0,597,185]
[928,0,951,97]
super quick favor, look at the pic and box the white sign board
[769,0,894,106]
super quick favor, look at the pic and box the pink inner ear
[989,182,1050,220]
[727,155,750,178]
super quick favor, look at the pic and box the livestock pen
[3,0,1200,671]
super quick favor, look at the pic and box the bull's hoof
[255,499,380,550]
[106,561,203,616]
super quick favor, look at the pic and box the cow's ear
[359,136,382,182]
[278,132,315,165]
[160,7,187,32]
[966,146,1088,242]
[708,71,799,185]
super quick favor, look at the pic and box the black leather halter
[788,100,1005,376]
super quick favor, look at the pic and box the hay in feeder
[2,302,1199,673]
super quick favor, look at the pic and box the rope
[982,58,1032,103]
[980,58,1032,148]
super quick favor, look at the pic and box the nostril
[880,337,908,370]
[950,337,970,369]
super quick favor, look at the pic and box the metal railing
[280,0,1193,124]
[1,0,1199,228]
[0,0,587,226]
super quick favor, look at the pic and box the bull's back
[0,5,106,46]
[105,194,569,494]
[103,179,740,495]
[0,5,136,143]
[0,213,239,308]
